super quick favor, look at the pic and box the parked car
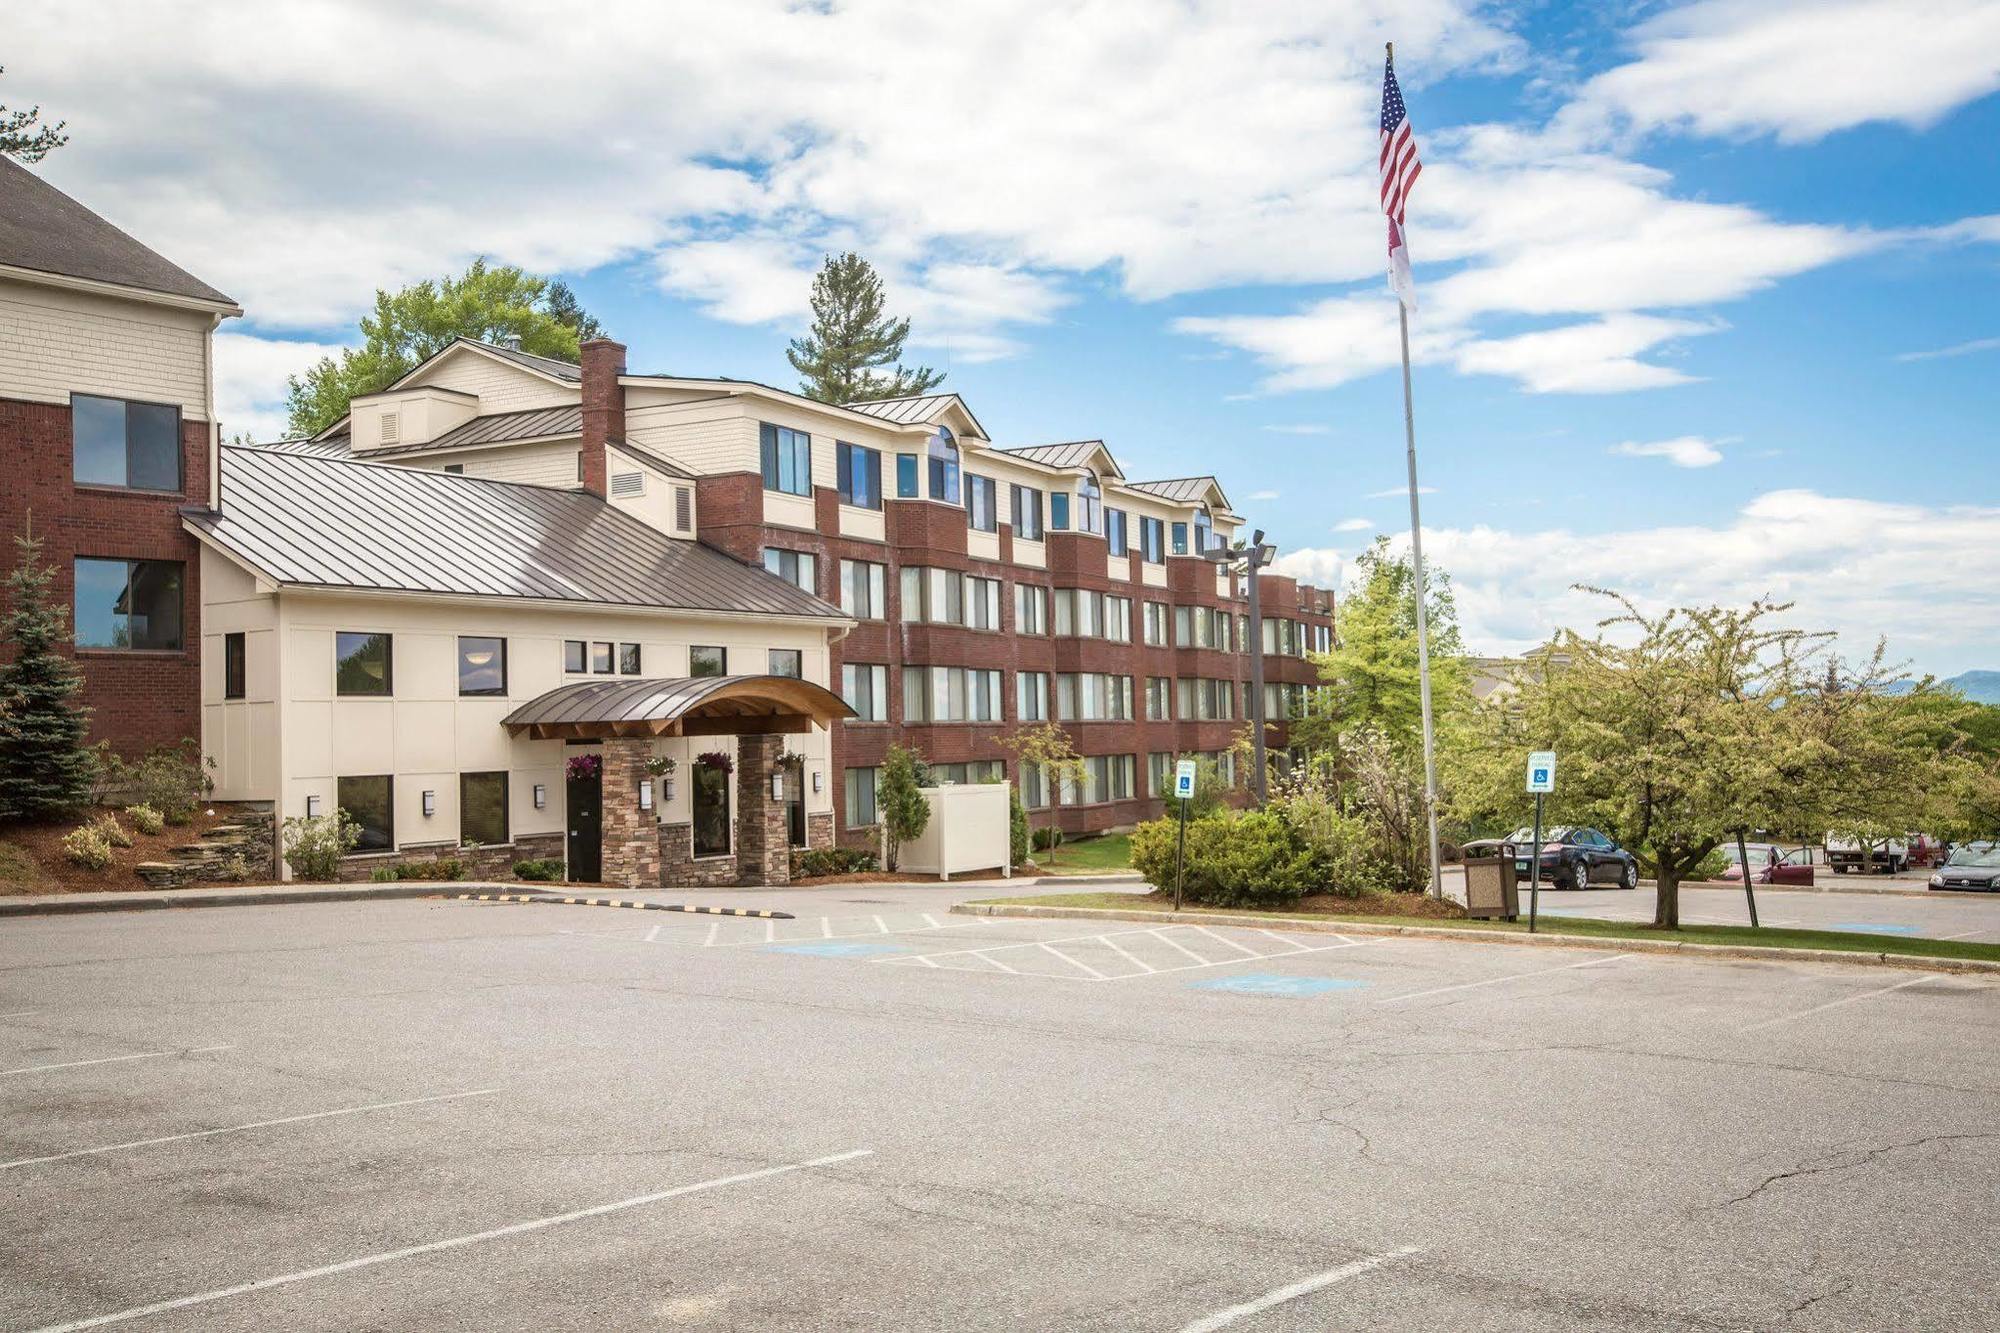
[1463,826,1640,891]
[1717,843,1815,886]
[1929,842,2000,892]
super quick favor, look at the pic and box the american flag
[1380,50,1422,310]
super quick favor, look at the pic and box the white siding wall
[624,393,757,476]
[200,548,282,801]
[415,348,577,413]
[0,276,211,416]
[405,440,581,488]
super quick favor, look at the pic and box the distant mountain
[1883,670,2000,704]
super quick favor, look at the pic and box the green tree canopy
[1,66,67,162]
[284,260,605,438]
[786,252,944,404]
[0,525,94,820]
[878,744,932,871]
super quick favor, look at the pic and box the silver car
[1930,842,2000,891]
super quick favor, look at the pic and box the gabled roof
[997,441,1127,480]
[189,447,844,620]
[1127,475,1233,511]
[0,158,237,310]
[842,392,989,440]
[258,435,354,460]
[475,339,582,381]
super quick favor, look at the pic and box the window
[563,640,587,673]
[1017,671,1049,722]
[929,761,1004,785]
[1050,492,1070,531]
[591,641,614,675]
[457,636,507,696]
[902,666,1003,722]
[71,394,181,491]
[896,453,919,498]
[73,558,182,651]
[443,463,464,475]
[1175,606,1232,650]
[337,775,393,852]
[223,633,246,699]
[966,576,1001,630]
[576,452,585,482]
[1148,752,1174,797]
[1053,589,1130,641]
[692,761,730,857]
[967,475,998,532]
[460,771,508,847]
[842,663,889,721]
[334,631,392,696]
[1145,676,1171,720]
[1143,602,1170,646]
[1077,470,1102,534]
[927,427,960,503]
[1011,485,1044,540]
[1176,678,1236,721]
[844,767,881,826]
[1194,505,1212,553]
[1055,673,1134,722]
[759,422,812,496]
[1140,516,1165,563]
[762,547,818,594]
[839,559,886,619]
[836,441,882,509]
[1064,755,1135,805]
[1020,763,1049,810]
[619,643,642,675]
[690,646,727,678]
[1106,508,1129,556]
[1262,618,1302,656]
[1015,584,1048,635]
[899,568,1000,629]
[768,648,803,679]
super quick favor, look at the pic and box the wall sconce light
[422,790,437,817]
[770,772,785,800]
[664,777,676,802]
[638,781,654,812]
[812,770,823,793]
[306,794,322,818]
[533,784,547,810]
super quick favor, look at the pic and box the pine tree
[1,66,68,162]
[0,525,95,821]
[786,253,945,404]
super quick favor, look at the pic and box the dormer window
[927,426,960,504]
[1078,469,1102,535]
[1194,504,1212,553]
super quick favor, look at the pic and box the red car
[1718,844,1815,886]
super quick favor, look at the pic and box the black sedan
[1463,826,1641,891]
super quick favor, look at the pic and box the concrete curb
[0,880,527,918]
[1026,873,1147,888]
[451,893,792,919]
[949,902,2000,977]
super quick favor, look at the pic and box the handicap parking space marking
[768,940,911,959]
[1829,922,1921,935]
[1188,973,1369,998]
[875,922,1370,983]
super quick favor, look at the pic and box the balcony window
[457,636,507,696]
[836,441,882,509]
[72,394,181,492]
[73,558,182,651]
[759,423,812,496]
[927,427,960,503]
[334,631,392,696]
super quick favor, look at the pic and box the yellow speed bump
[449,893,792,919]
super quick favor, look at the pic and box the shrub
[791,846,880,878]
[369,865,400,883]
[1031,825,1064,853]
[391,856,465,882]
[90,813,134,848]
[1007,782,1030,867]
[1130,811,1325,909]
[96,738,213,825]
[1270,770,1398,898]
[61,823,115,870]
[127,803,165,836]
[514,857,564,882]
[283,811,361,882]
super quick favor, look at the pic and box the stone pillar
[734,733,792,887]
[599,736,660,889]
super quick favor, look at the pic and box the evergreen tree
[545,280,606,341]
[1,66,67,162]
[0,525,94,820]
[878,744,932,871]
[786,252,945,404]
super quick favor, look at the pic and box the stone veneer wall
[598,736,662,889]
[658,822,742,887]
[806,811,834,851]
[733,733,791,887]
[333,832,562,883]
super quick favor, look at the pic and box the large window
[1011,485,1044,540]
[1064,755,1135,806]
[759,423,812,496]
[903,666,1003,722]
[1053,589,1131,642]
[73,558,182,651]
[1077,470,1102,534]
[223,632,246,699]
[1055,673,1134,722]
[72,394,181,491]
[1172,522,1189,556]
[763,547,818,594]
[1176,677,1237,720]
[564,640,587,673]
[460,771,509,846]
[692,762,730,857]
[844,767,880,827]
[334,631,392,695]
[900,568,1001,629]
[927,427,960,503]
[1139,516,1165,564]
[966,475,998,533]
[1145,676,1172,720]
[457,636,506,696]
[1106,507,1129,556]
[768,649,803,679]
[896,454,919,498]
[1017,671,1049,722]
[1194,505,1213,553]
[842,663,889,721]
[690,645,727,677]
[839,559,886,619]
[1015,584,1048,636]
[1175,606,1233,650]
[337,775,393,851]
[1142,601,1170,646]
[1262,618,1302,656]
[836,441,882,509]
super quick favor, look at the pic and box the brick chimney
[579,338,626,498]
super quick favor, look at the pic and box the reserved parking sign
[1175,758,1198,800]
[1526,751,1556,794]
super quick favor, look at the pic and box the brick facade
[0,395,206,758]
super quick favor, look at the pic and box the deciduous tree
[998,723,1087,864]
[786,253,944,404]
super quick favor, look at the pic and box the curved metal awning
[501,674,855,740]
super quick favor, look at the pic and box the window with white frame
[1174,605,1232,650]
[966,474,998,533]
[1145,676,1171,720]
[839,559,886,619]
[1017,671,1049,722]
[1147,752,1174,797]
[1142,601,1169,646]
[902,666,1003,722]
[1011,485,1044,540]
[1052,589,1130,641]
[928,427,960,503]
[1176,677,1236,720]
[1055,673,1134,722]
[762,547,817,594]
[1015,584,1048,635]
[1019,763,1049,809]
[900,568,1000,629]
[1063,754,1134,805]
[844,767,880,826]
[841,663,889,721]
[1077,469,1102,534]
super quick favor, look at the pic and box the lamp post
[1205,530,1278,805]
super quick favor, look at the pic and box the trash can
[1463,842,1520,921]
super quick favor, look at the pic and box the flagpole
[1399,300,1444,899]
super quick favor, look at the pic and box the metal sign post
[1735,828,1761,928]
[1172,759,1197,912]
[1525,752,1556,934]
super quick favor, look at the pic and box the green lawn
[975,891,2000,965]
[1036,833,1133,874]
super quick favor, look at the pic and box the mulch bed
[1129,888,1469,920]
[0,804,258,896]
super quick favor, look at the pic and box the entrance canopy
[501,674,854,741]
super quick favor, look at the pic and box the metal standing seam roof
[997,441,1125,478]
[256,435,354,459]
[188,447,846,620]
[841,392,988,439]
[1127,476,1233,509]
[502,675,854,736]
[0,157,237,307]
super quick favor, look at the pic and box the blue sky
[13,0,1999,672]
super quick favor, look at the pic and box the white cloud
[1609,436,1725,468]
[1273,490,2000,675]
[1367,486,1437,499]
[1454,315,1717,394]
[1333,517,1375,532]
[213,331,348,442]
[1247,489,1281,502]
[1895,336,2000,362]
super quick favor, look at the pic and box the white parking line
[1189,925,1262,959]
[1378,955,1631,1005]
[643,923,662,944]
[1737,975,1934,1034]
[30,1149,874,1333]
[704,921,722,947]
[1,1045,232,1079]
[1178,1246,1422,1332]
[1941,929,1987,940]
[0,1088,498,1172]
[1100,935,1159,974]
[1150,928,1215,966]
[879,924,1370,983]
[1039,943,1110,980]
[873,914,891,935]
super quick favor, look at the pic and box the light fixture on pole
[1204,529,1279,805]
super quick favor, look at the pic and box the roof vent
[498,334,522,351]
[610,471,644,498]
[379,411,400,444]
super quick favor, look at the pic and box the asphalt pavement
[3,887,1996,1330]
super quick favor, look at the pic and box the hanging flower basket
[696,750,734,774]
[643,756,677,778]
[565,754,602,781]
[776,748,809,768]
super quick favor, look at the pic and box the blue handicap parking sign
[769,941,908,958]
[1187,973,1368,998]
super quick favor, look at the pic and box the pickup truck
[1825,836,1910,874]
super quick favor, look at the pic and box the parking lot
[4,888,1997,1330]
